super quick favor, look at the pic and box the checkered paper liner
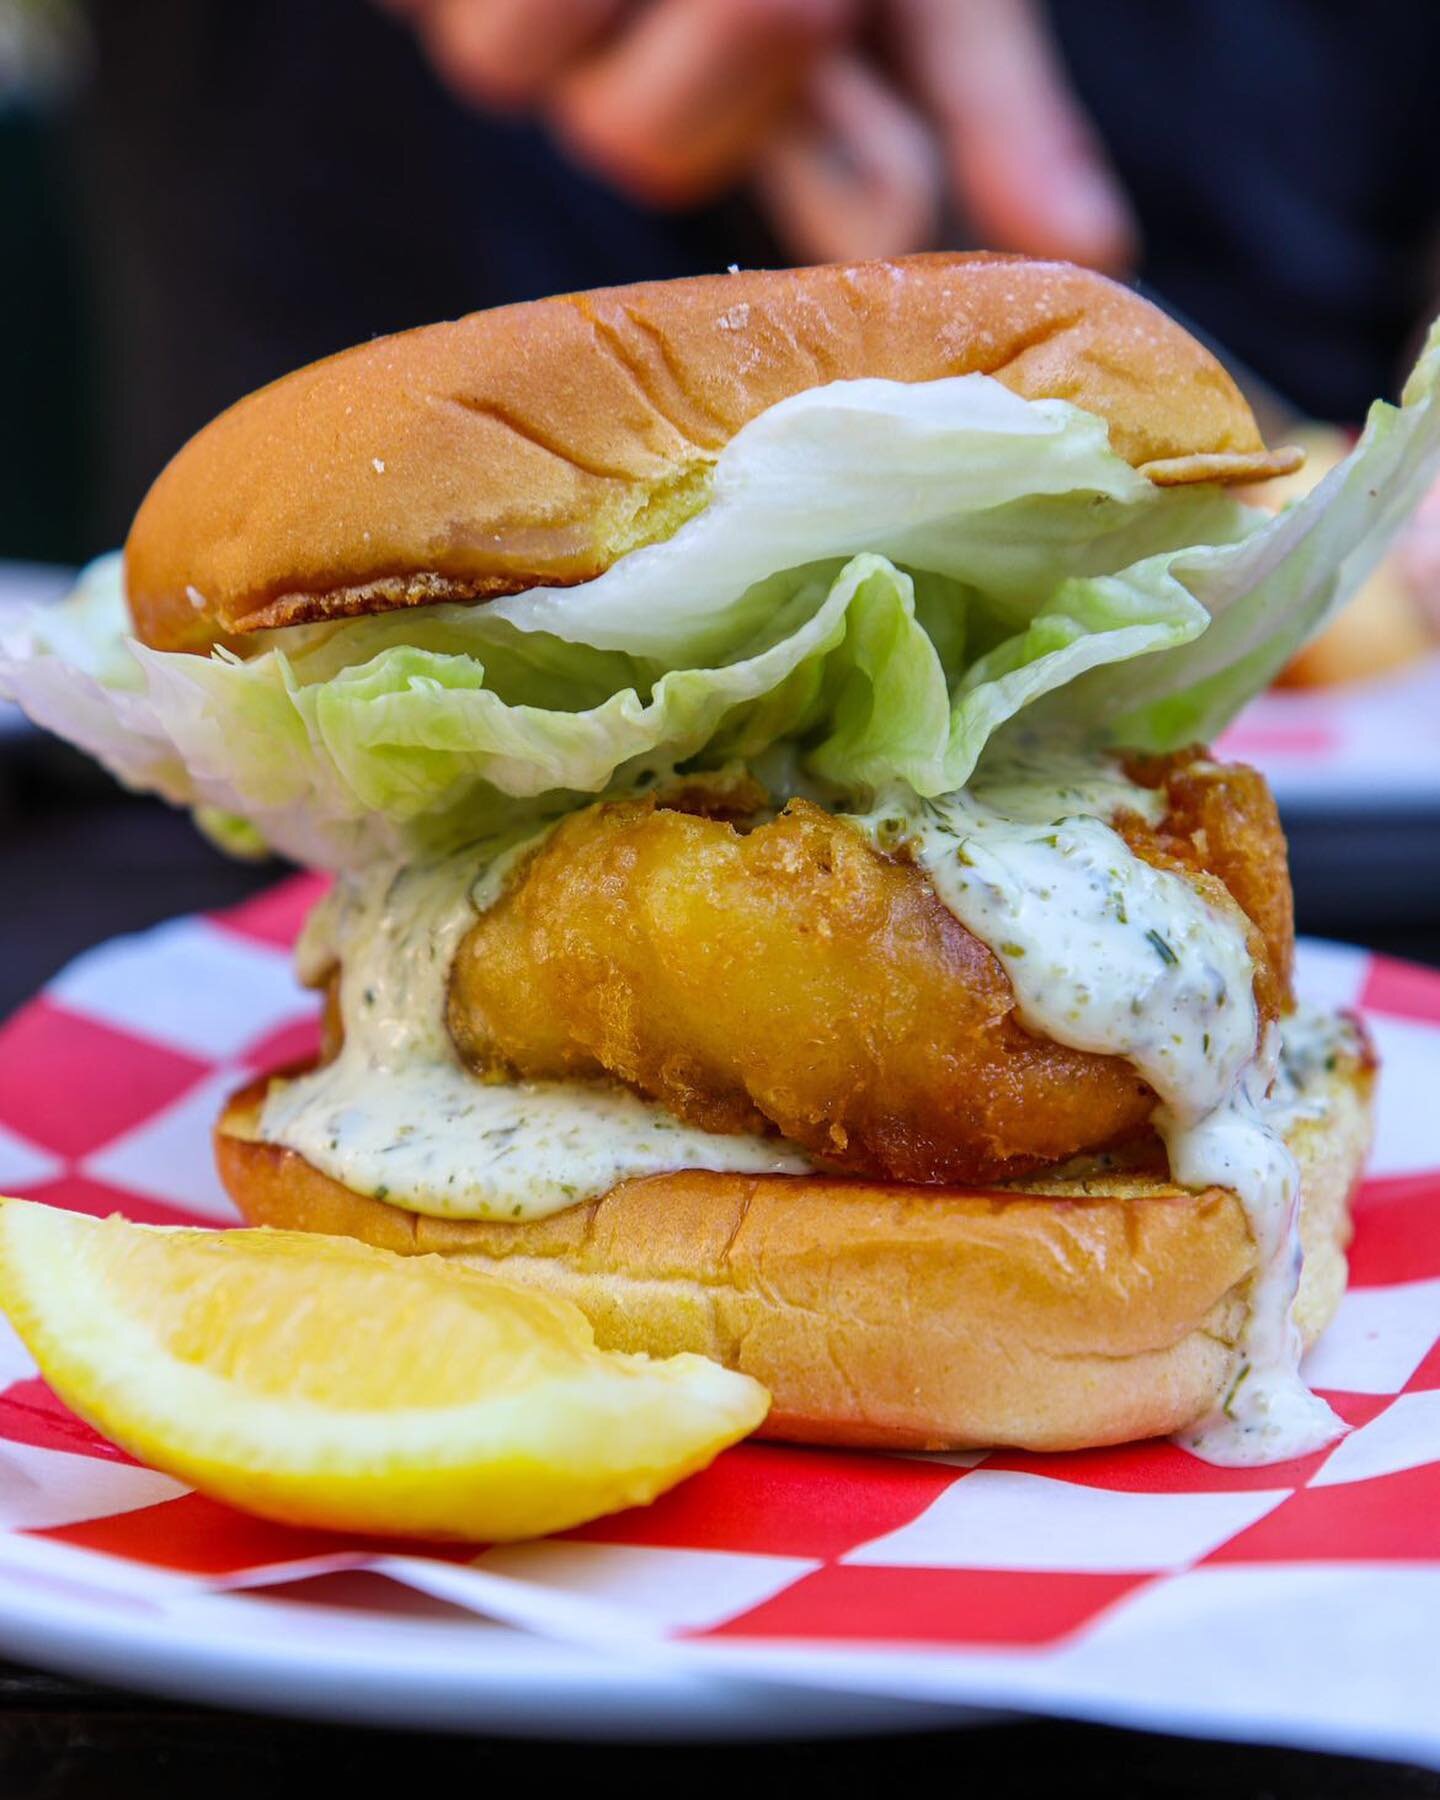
[2,879,1440,1758]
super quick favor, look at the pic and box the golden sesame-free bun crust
[127,254,1301,653]
[217,1050,1371,1454]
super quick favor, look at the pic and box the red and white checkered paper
[2,879,1440,1758]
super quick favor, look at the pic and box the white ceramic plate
[0,1559,970,1739]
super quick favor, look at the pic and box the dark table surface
[1,1658,1439,1800]
[2,735,1438,1795]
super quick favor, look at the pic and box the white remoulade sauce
[259,750,1350,1465]
[258,832,811,1222]
[849,751,1347,1468]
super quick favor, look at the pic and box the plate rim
[0,1551,974,1740]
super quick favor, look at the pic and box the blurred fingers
[549,0,858,208]
[416,0,628,110]
[753,51,941,262]
[891,0,1138,273]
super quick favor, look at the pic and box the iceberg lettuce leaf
[2,337,1437,869]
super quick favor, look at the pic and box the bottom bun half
[216,1055,1373,1454]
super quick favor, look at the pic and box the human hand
[759,0,1136,269]
[381,0,1136,272]
[381,0,857,207]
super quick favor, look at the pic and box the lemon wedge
[0,1200,768,1540]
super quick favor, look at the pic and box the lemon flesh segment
[0,1199,769,1541]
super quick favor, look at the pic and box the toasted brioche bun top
[126,253,1301,654]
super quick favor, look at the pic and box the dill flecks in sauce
[850,748,1346,1468]
[261,833,810,1222]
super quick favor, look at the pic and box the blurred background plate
[0,563,72,737]
[1218,659,1440,934]
[1221,657,1440,812]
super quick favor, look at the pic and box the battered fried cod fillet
[443,751,1291,1185]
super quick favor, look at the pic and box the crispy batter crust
[446,755,1292,1185]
